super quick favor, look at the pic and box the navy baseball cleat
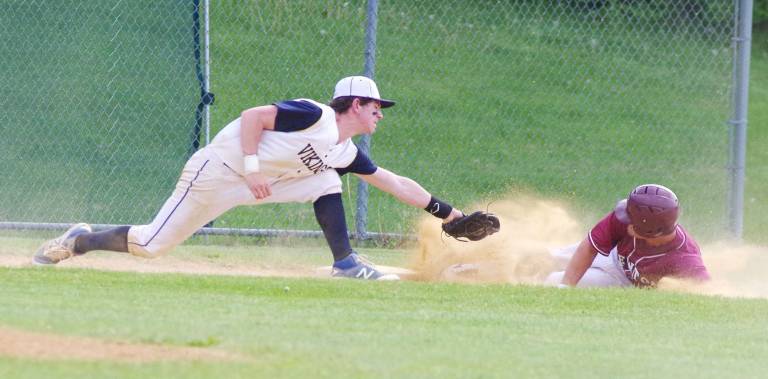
[33,223,92,265]
[332,253,400,281]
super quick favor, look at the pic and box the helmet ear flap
[614,199,630,224]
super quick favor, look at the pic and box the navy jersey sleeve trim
[273,100,322,132]
[335,147,378,176]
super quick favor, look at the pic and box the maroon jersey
[588,211,710,287]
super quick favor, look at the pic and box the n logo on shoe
[355,267,375,279]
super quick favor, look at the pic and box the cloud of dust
[409,192,768,299]
[409,193,585,284]
[658,242,768,299]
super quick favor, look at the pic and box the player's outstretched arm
[561,238,599,287]
[357,167,463,221]
[358,167,500,241]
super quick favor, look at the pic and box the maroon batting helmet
[626,184,679,238]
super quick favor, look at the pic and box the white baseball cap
[333,76,395,108]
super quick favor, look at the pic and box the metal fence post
[355,0,379,240]
[727,0,753,240]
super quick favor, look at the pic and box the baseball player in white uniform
[34,76,464,280]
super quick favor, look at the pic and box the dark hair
[329,96,376,114]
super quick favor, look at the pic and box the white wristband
[244,154,260,174]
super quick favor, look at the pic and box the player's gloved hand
[442,211,500,241]
[443,208,465,223]
[245,172,271,199]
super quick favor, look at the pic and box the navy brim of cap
[338,96,396,108]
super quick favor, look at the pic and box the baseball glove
[442,211,500,241]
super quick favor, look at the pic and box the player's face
[627,224,674,245]
[360,101,383,133]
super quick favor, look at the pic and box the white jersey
[206,99,358,179]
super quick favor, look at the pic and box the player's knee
[310,186,342,203]
[127,225,182,258]
[127,242,174,258]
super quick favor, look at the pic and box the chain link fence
[0,0,748,242]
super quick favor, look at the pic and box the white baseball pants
[545,244,632,287]
[127,149,341,257]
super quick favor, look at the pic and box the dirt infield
[2,194,767,299]
[0,249,320,278]
[0,326,246,362]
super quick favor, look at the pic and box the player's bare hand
[443,209,464,223]
[245,172,271,199]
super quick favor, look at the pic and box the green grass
[1,4,766,378]
[744,26,768,244]
[0,266,767,379]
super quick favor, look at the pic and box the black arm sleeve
[273,100,322,132]
[335,147,378,176]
